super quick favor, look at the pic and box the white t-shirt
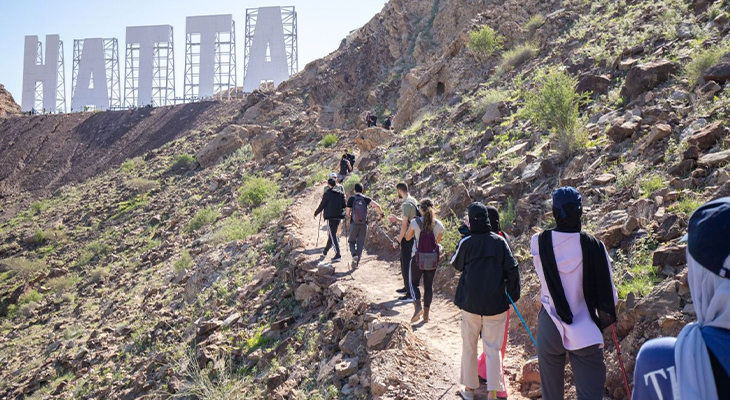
[409,217,444,257]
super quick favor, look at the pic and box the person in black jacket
[451,202,520,400]
[314,178,347,262]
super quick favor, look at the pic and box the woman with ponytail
[405,198,444,323]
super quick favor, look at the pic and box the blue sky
[0,0,389,106]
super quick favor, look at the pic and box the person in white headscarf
[633,197,730,400]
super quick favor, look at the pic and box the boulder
[443,183,471,216]
[683,145,700,160]
[622,216,640,236]
[668,159,697,176]
[339,330,365,357]
[335,357,359,378]
[366,321,399,349]
[699,81,722,96]
[621,60,678,100]
[577,74,611,96]
[355,151,381,171]
[520,357,540,384]
[703,62,730,84]
[699,149,730,167]
[607,120,639,143]
[482,102,508,124]
[653,245,687,267]
[635,279,681,317]
[656,214,682,242]
[688,121,725,151]
[601,224,625,248]
[267,367,288,391]
[355,127,395,152]
[593,173,616,185]
[250,130,280,161]
[294,283,320,306]
[641,123,672,151]
[195,130,246,168]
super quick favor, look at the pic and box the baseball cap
[680,197,730,279]
[329,172,338,179]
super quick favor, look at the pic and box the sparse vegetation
[124,178,159,193]
[89,266,110,283]
[668,196,704,216]
[47,274,80,294]
[499,42,539,72]
[343,174,360,193]
[616,165,642,190]
[171,352,258,399]
[683,43,729,86]
[523,68,588,157]
[120,157,145,173]
[614,235,659,298]
[238,176,279,207]
[319,134,338,148]
[473,88,509,116]
[211,215,257,244]
[174,250,193,272]
[467,25,504,60]
[171,153,195,170]
[4,258,46,279]
[500,198,516,231]
[640,175,667,198]
[525,14,545,37]
[77,241,112,266]
[188,207,220,233]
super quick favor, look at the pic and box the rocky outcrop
[621,60,678,100]
[0,84,20,118]
[195,125,248,168]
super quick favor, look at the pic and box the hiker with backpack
[633,197,730,400]
[314,178,347,262]
[345,150,356,171]
[346,183,384,269]
[323,173,344,194]
[338,154,353,183]
[404,198,443,323]
[387,182,420,302]
[531,187,617,400]
[365,111,373,127]
[383,116,392,130]
[452,202,520,400]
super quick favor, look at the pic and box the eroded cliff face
[0,84,20,118]
[283,0,559,129]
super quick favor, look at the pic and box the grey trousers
[348,223,367,258]
[537,308,606,400]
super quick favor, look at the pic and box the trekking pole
[316,214,322,248]
[374,222,397,247]
[506,292,538,348]
[611,324,632,400]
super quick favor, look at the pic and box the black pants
[409,258,436,308]
[400,238,414,291]
[324,219,341,256]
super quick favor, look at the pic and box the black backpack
[352,195,368,225]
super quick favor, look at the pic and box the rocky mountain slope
[0,84,20,119]
[2,0,730,399]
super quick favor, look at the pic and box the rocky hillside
[2,0,730,399]
[0,84,20,118]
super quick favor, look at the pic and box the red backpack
[352,195,368,225]
[415,218,439,270]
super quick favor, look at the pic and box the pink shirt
[531,232,618,350]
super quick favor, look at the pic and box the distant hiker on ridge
[346,183,384,269]
[366,111,373,127]
[383,116,393,130]
[452,202,519,400]
[405,198,443,323]
[633,197,730,400]
[314,178,347,262]
[531,187,617,400]
[338,153,352,183]
[387,182,420,302]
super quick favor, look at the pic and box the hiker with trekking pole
[313,178,347,263]
[345,183,384,269]
[451,202,520,400]
[387,182,420,302]
[633,197,730,400]
[405,198,444,324]
[531,187,618,400]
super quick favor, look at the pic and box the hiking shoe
[423,307,430,323]
[397,295,413,302]
[411,302,423,323]
[331,254,342,262]
[458,388,475,400]
[322,250,328,257]
[396,287,408,294]
[351,256,359,269]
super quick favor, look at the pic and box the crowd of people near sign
[312,149,730,400]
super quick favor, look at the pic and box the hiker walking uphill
[451,202,520,400]
[345,183,384,269]
[387,182,420,302]
[314,178,347,262]
[633,197,730,400]
[531,187,618,400]
[405,198,443,324]
[323,173,344,194]
[338,153,353,183]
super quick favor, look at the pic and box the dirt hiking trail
[293,186,532,400]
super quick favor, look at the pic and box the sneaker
[458,388,475,400]
[397,295,413,302]
[331,254,342,262]
[411,302,423,323]
[322,250,328,257]
[396,287,408,294]
[351,256,359,269]
[423,307,430,323]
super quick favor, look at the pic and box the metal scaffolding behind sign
[243,6,298,92]
[72,38,121,111]
[184,15,237,102]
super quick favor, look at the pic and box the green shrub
[221,145,253,169]
[319,134,338,148]
[120,157,145,173]
[30,200,50,215]
[467,25,504,60]
[211,216,258,244]
[668,196,704,216]
[174,250,193,272]
[525,14,545,37]
[5,258,46,279]
[77,241,112,266]
[188,207,220,233]
[613,235,659,298]
[253,198,291,227]
[124,178,159,193]
[473,88,509,116]
[306,165,331,187]
[499,42,539,72]
[89,266,110,283]
[684,44,728,86]
[523,68,588,157]
[640,175,667,198]
[616,166,641,190]
[47,274,79,294]
[171,154,195,170]
[172,351,258,400]
[500,198,516,230]
[238,176,279,207]
[343,174,360,193]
